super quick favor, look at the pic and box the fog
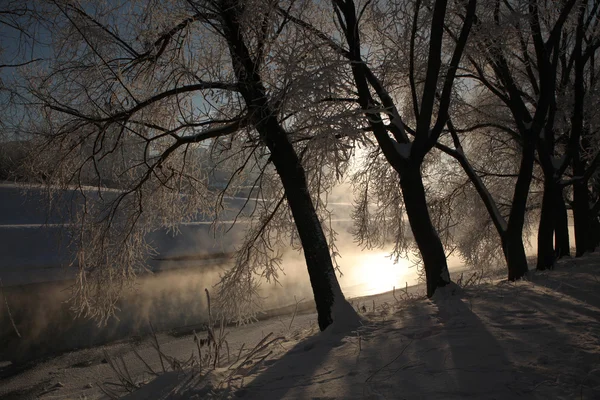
[0,218,463,363]
[0,183,577,363]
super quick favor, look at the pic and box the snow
[2,254,600,399]
[326,294,365,335]
[430,281,462,302]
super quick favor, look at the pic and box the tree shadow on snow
[123,273,600,399]
[530,255,600,310]
[358,292,534,399]
[458,280,600,399]
[232,327,350,399]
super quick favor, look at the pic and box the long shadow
[461,281,600,398]
[229,330,346,399]
[123,277,600,399]
[531,256,600,310]
[131,327,351,400]
[427,292,536,398]
[359,286,595,399]
[227,295,528,399]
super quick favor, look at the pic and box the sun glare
[340,251,417,298]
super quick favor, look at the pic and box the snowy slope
[2,253,599,399]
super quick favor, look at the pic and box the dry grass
[99,288,285,398]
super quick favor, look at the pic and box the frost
[431,282,462,303]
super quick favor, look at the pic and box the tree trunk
[590,211,600,251]
[220,2,354,331]
[590,176,600,250]
[268,131,345,331]
[504,143,534,280]
[554,187,570,258]
[572,139,592,256]
[399,164,450,297]
[536,178,555,270]
[572,180,590,257]
[502,231,529,280]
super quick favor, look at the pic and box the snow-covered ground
[2,253,599,399]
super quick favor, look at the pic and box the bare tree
[0,2,43,134]
[423,0,579,277]
[281,0,477,295]
[20,0,359,330]
[559,0,600,256]
[458,0,598,269]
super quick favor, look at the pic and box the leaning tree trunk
[536,178,556,270]
[503,143,535,280]
[554,186,570,258]
[219,1,354,331]
[268,128,347,331]
[399,164,450,297]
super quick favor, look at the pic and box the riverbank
[2,253,599,399]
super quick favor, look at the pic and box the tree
[467,0,600,266]
[21,0,358,331]
[560,0,600,256]
[429,0,579,277]
[0,2,43,135]
[281,0,477,295]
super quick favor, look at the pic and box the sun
[339,251,417,297]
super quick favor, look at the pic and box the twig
[149,321,166,373]
[365,340,413,383]
[97,383,119,399]
[193,330,203,369]
[119,356,136,388]
[230,343,246,369]
[131,346,158,376]
[205,288,212,326]
[288,296,303,331]
[0,278,21,338]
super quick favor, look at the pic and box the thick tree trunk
[503,143,534,280]
[267,131,345,331]
[399,164,450,297]
[504,237,528,281]
[572,140,592,257]
[572,180,590,257]
[502,231,529,280]
[220,3,354,331]
[570,7,591,257]
[554,187,570,258]
[537,178,556,270]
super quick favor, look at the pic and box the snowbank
[2,253,600,399]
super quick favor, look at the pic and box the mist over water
[0,222,575,362]
[0,234,436,362]
[0,181,579,362]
